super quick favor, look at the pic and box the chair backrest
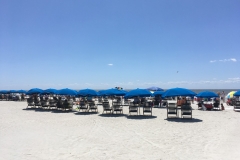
[129,103,138,109]
[181,105,192,110]
[144,102,152,107]
[80,101,86,106]
[213,102,219,107]
[102,102,110,109]
[98,97,102,102]
[168,103,177,108]
[27,98,34,103]
[89,102,95,107]
[235,101,240,106]
[68,101,73,108]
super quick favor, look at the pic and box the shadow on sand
[165,117,202,123]
[22,108,37,111]
[74,112,99,115]
[127,115,157,120]
[98,113,128,118]
[51,110,76,113]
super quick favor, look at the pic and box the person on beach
[221,103,225,110]
[221,91,225,103]
[133,96,140,104]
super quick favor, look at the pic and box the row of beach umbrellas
[1,87,239,98]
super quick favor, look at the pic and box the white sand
[1,101,240,160]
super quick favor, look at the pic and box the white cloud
[210,60,217,63]
[230,58,237,62]
[108,64,113,66]
[210,58,237,63]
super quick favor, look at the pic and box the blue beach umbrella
[124,89,152,98]
[78,89,99,97]
[41,89,59,95]
[99,88,127,96]
[0,90,9,94]
[161,88,196,98]
[153,91,165,96]
[146,87,164,91]
[16,90,27,93]
[26,88,43,95]
[9,90,17,93]
[196,91,219,98]
[234,90,240,96]
[58,88,77,96]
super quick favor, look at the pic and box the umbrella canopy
[196,91,219,98]
[146,86,164,91]
[161,88,196,98]
[16,90,27,93]
[58,88,77,95]
[41,89,59,95]
[26,88,43,95]
[78,89,99,97]
[234,90,240,97]
[9,90,17,93]
[153,91,165,96]
[0,90,9,94]
[99,89,127,96]
[226,91,237,98]
[124,89,152,98]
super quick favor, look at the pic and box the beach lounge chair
[213,102,220,110]
[153,100,159,108]
[234,101,240,111]
[89,101,98,112]
[102,101,112,114]
[181,105,192,118]
[41,100,49,109]
[124,99,130,105]
[63,100,73,111]
[49,99,57,109]
[79,101,88,112]
[98,97,103,103]
[57,100,64,110]
[143,102,153,116]
[129,102,139,115]
[34,99,42,108]
[27,98,35,108]
[112,102,123,114]
[167,102,178,119]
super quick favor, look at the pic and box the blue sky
[0,0,240,90]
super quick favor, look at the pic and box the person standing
[222,91,225,103]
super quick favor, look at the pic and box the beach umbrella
[161,88,196,98]
[99,88,127,96]
[226,91,236,99]
[234,90,240,97]
[9,90,17,93]
[26,88,43,95]
[58,88,77,95]
[0,90,9,94]
[16,90,27,93]
[124,89,152,98]
[146,86,164,91]
[153,91,165,96]
[78,89,99,97]
[196,91,219,98]
[41,88,59,95]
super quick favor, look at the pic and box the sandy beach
[1,101,240,160]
